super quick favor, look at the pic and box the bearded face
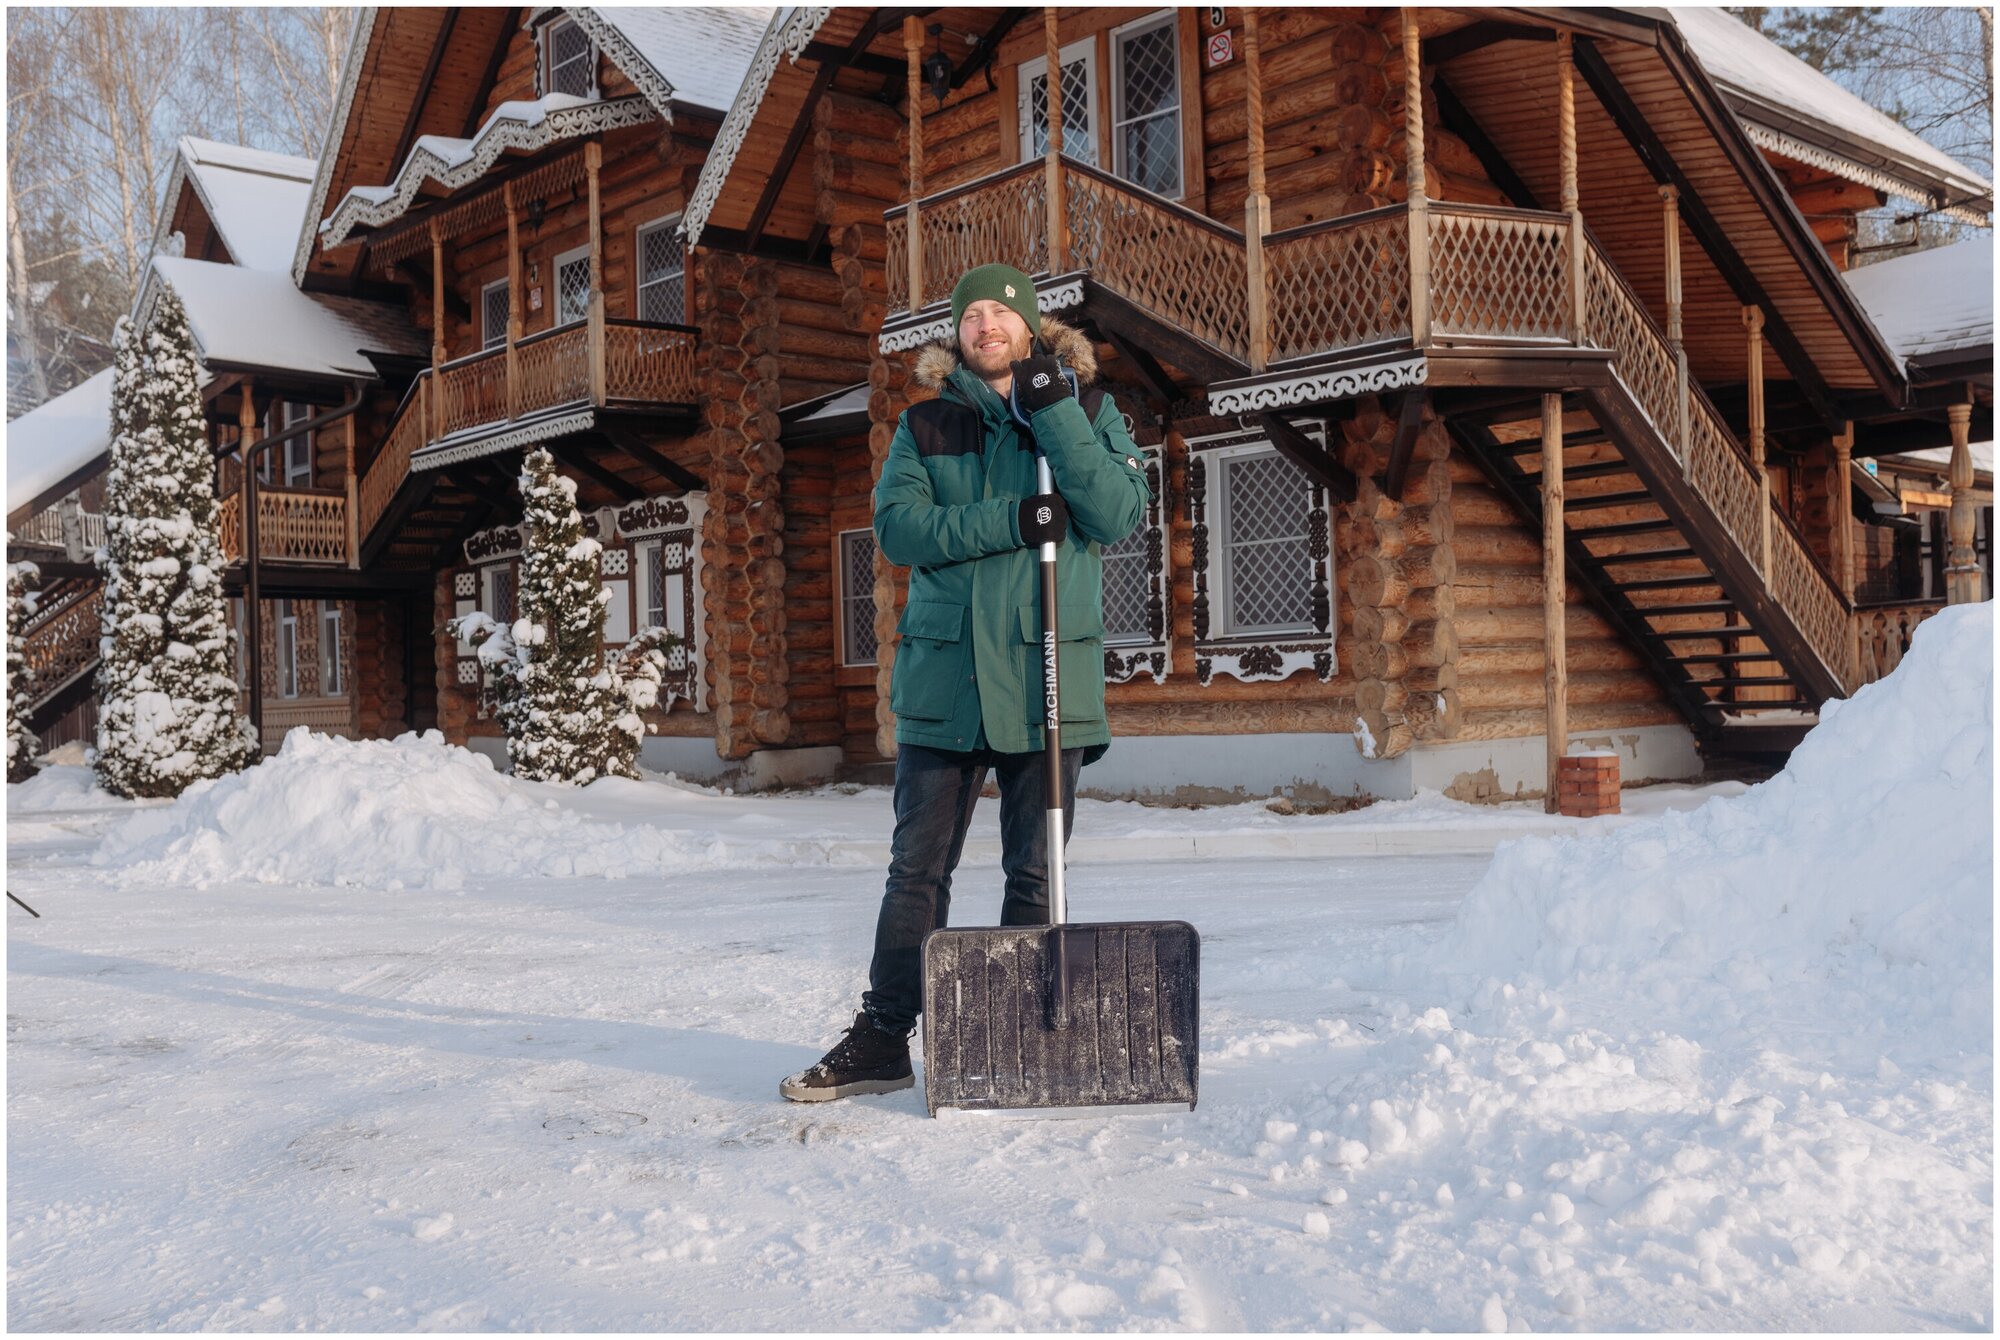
[958,300,1033,384]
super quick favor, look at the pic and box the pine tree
[448,448,677,784]
[7,560,43,783]
[93,289,257,798]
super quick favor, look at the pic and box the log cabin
[8,6,1992,806]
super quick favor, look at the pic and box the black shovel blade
[920,921,1200,1115]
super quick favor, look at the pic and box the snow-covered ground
[8,607,1991,1330]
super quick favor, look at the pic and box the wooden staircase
[20,577,104,736]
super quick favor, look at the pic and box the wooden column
[1541,392,1567,811]
[1557,32,1585,341]
[1946,400,1982,603]
[1831,421,1858,672]
[586,140,606,406]
[343,412,359,568]
[1401,9,1429,347]
[504,181,522,422]
[1044,7,1067,274]
[237,380,258,558]
[238,379,262,735]
[1243,7,1271,372]
[1660,184,1688,452]
[429,221,445,440]
[903,16,925,310]
[1744,303,1771,580]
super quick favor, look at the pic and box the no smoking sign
[1206,29,1234,68]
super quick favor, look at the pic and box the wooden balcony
[881,158,1869,703]
[356,317,698,547]
[219,486,352,566]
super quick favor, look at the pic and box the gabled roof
[5,369,112,517]
[161,136,317,272]
[576,6,777,119]
[140,257,426,380]
[1671,8,1991,219]
[1843,237,1994,369]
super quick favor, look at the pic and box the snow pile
[7,763,144,813]
[1437,601,1993,1060]
[93,729,834,890]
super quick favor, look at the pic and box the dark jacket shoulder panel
[903,398,983,458]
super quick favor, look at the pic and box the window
[1111,12,1183,199]
[281,402,313,487]
[483,563,517,628]
[554,244,592,326]
[636,217,686,325]
[276,599,299,699]
[1019,39,1100,167]
[633,529,697,698]
[319,600,344,695]
[1212,447,1315,636]
[1102,522,1152,647]
[837,529,878,666]
[481,279,510,351]
[540,16,597,100]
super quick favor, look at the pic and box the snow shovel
[919,447,1199,1117]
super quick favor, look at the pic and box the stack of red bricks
[1557,753,1621,818]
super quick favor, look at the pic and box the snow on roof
[578,6,776,118]
[682,7,834,246]
[318,94,658,249]
[145,257,425,379]
[6,369,112,516]
[1672,8,1992,215]
[172,136,316,272]
[1842,237,1994,365]
[784,382,869,424]
[1881,442,1995,475]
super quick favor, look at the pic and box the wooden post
[237,380,257,560]
[1744,303,1771,580]
[1557,32,1585,342]
[586,140,607,406]
[1832,421,1858,674]
[1660,184,1688,454]
[343,411,358,568]
[429,221,445,441]
[1044,7,1067,274]
[238,379,262,738]
[1401,9,1429,347]
[1541,391,1567,811]
[1946,400,1982,603]
[1243,7,1271,372]
[504,181,522,421]
[904,16,926,309]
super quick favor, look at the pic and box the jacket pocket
[890,600,969,721]
[1015,602,1107,726]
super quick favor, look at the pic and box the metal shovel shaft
[1037,454,1078,1027]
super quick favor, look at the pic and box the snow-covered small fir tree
[7,559,43,783]
[94,290,258,798]
[448,448,677,784]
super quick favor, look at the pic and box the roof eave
[682,7,834,249]
[291,8,380,287]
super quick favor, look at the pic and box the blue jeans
[862,743,1083,1036]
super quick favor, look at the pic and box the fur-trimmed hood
[911,314,1099,392]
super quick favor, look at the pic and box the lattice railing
[359,377,431,542]
[1583,247,1680,454]
[11,505,107,553]
[901,162,1049,311]
[1428,204,1570,342]
[1265,208,1411,362]
[261,694,357,746]
[1856,600,1942,684]
[439,347,509,437]
[606,321,698,403]
[516,323,591,416]
[218,491,243,561]
[885,211,909,312]
[21,584,102,704]
[1063,160,1248,360]
[253,488,349,564]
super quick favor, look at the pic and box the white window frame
[1209,442,1317,639]
[1109,10,1184,201]
[319,600,344,696]
[635,214,686,326]
[481,278,510,351]
[835,528,878,667]
[482,562,517,630]
[539,15,598,101]
[553,242,592,327]
[276,599,299,699]
[281,402,314,487]
[1019,38,1101,167]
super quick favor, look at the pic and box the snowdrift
[1432,602,1993,1060]
[93,729,831,890]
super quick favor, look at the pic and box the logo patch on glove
[1032,372,1051,389]
[1036,505,1053,526]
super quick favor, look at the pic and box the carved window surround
[1104,443,1171,684]
[1183,424,1336,687]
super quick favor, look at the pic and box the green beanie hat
[950,263,1040,336]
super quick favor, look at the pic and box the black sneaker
[779,1011,914,1102]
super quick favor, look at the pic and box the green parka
[873,317,1152,761]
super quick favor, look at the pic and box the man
[781,263,1152,1102]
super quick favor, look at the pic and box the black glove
[1016,492,1070,546]
[1009,350,1075,416]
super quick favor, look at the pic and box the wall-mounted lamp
[922,23,953,105]
[526,197,548,234]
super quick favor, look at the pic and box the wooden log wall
[779,438,841,754]
[351,597,409,738]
